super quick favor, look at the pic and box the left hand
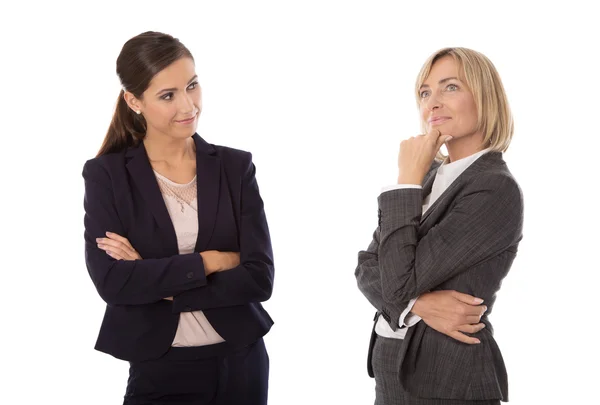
[411,290,487,345]
[397,128,453,184]
[96,232,142,261]
[96,232,173,301]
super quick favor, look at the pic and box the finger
[451,290,484,305]
[98,238,136,256]
[97,243,127,258]
[449,331,481,345]
[458,304,487,318]
[105,232,135,252]
[116,247,138,261]
[426,128,442,141]
[103,245,131,260]
[457,323,486,334]
[98,239,131,256]
[97,238,122,249]
[123,252,139,261]
[435,134,453,150]
[106,250,123,261]
[106,232,135,250]
[465,315,483,324]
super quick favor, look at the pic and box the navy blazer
[82,134,274,361]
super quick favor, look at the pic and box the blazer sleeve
[377,172,523,306]
[83,159,208,306]
[171,153,274,312]
[355,228,413,330]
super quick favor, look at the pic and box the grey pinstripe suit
[355,152,523,403]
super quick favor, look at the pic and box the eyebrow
[419,76,460,90]
[156,75,199,95]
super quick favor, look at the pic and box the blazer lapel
[419,152,505,230]
[126,142,179,256]
[192,134,221,252]
[421,161,440,200]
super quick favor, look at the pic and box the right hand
[200,250,240,275]
[411,290,487,344]
[97,232,142,261]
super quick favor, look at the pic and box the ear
[123,91,143,115]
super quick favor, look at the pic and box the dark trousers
[372,335,500,405]
[123,338,269,405]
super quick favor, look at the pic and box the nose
[178,92,196,114]
[425,93,441,111]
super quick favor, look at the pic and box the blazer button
[186,272,194,279]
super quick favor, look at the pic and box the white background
[2,1,599,404]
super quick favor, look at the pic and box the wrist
[200,252,219,275]
[397,173,423,185]
[411,296,424,318]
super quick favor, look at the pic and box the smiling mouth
[429,117,451,124]
[176,114,197,124]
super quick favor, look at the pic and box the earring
[136,110,141,115]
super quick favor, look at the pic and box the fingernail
[474,298,484,304]
[475,339,481,344]
[106,231,112,236]
[96,238,101,242]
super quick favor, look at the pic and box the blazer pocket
[401,326,505,401]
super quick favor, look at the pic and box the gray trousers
[372,335,502,405]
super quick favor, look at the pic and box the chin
[166,129,195,140]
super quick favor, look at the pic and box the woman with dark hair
[83,31,273,404]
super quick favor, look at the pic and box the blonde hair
[415,47,513,161]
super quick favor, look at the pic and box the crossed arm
[356,226,488,343]
[95,232,240,301]
[356,173,522,343]
[82,154,274,310]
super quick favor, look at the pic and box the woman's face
[419,56,481,143]
[134,57,202,140]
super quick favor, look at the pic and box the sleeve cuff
[399,297,422,327]
[380,184,422,195]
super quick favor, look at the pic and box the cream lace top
[154,170,225,347]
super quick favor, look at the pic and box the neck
[143,132,195,164]
[445,132,486,163]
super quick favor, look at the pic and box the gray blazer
[355,151,523,401]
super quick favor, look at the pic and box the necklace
[154,173,198,213]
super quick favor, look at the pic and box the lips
[429,116,451,124]
[175,114,197,124]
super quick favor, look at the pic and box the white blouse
[154,170,225,347]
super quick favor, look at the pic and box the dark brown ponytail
[96,31,193,157]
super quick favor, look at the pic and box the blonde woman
[356,48,523,404]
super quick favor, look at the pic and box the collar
[437,147,493,177]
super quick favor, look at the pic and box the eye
[161,92,173,101]
[446,83,458,91]
[188,81,199,90]
[420,90,430,98]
